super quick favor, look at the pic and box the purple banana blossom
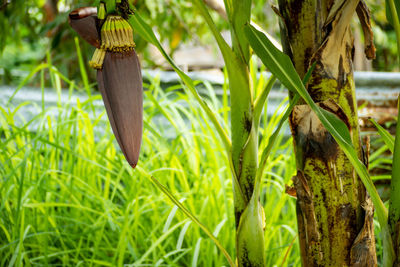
[69,7,143,168]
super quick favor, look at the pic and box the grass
[0,60,300,266]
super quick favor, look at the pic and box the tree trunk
[278,0,377,266]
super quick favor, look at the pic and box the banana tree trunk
[278,0,377,266]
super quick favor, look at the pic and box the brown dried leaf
[356,0,376,60]
[69,7,101,48]
[285,184,297,198]
[350,198,377,266]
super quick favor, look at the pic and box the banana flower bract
[69,5,143,168]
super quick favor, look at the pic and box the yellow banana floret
[89,48,106,69]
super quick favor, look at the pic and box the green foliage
[143,174,235,267]
[0,0,100,85]
[0,62,299,266]
[0,0,41,50]
[188,1,254,208]
[385,0,400,28]
[386,0,400,68]
[1,0,400,87]
[370,98,400,263]
[367,0,400,71]
[370,119,395,152]
[2,0,399,265]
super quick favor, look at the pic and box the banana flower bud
[69,6,143,168]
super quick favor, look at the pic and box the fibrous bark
[278,0,377,266]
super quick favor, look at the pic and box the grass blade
[136,168,235,267]
[370,118,395,152]
[192,237,202,267]
[254,75,276,124]
[134,220,187,266]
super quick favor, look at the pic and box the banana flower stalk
[69,5,143,168]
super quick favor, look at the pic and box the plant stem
[388,0,400,69]
[389,95,400,264]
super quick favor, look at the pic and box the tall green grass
[0,59,300,266]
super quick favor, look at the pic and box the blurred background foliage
[0,0,398,86]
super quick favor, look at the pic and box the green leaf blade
[244,24,304,96]
[319,107,352,146]
[244,24,353,148]
[370,118,395,153]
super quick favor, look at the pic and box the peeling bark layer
[278,0,377,266]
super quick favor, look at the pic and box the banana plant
[69,0,400,265]
[68,0,249,266]
[244,0,400,265]
[68,0,306,265]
